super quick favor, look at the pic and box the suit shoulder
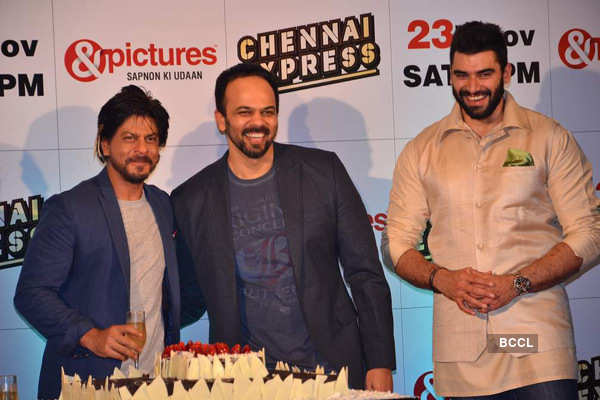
[278,143,337,165]
[521,106,563,133]
[171,158,223,201]
[52,175,99,204]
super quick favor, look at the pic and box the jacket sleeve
[14,194,95,355]
[331,153,396,371]
[381,139,430,271]
[547,124,600,271]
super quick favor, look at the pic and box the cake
[59,341,414,399]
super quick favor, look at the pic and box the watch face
[514,276,531,294]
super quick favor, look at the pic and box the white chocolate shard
[83,376,94,400]
[118,385,133,400]
[334,367,349,394]
[110,384,120,400]
[290,378,303,399]
[153,352,162,378]
[171,380,192,400]
[110,367,126,380]
[247,375,264,400]
[127,365,142,379]
[302,378,315,399]
[198,354,213,379]
[210,379,232,400]
[231,356,250,380]
[248,354,269,379]
[212,355,225,379]
[232,376,252,400]
[146,376,168,400]
[186,357,201,380]
[275,373,293,400]
[263,374,282,399]
[224,354,233,378]
[189,377,210,398]
[131,382,151,400]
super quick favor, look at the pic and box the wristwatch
[513,273,531,296]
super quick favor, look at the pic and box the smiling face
[215,75,278,160]
[451,50,511,122]
[101,115,160,185]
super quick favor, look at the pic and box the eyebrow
[453,68,495,75]
[234,105,276,112]
[121,131,158,136]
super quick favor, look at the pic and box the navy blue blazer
[14,168,180,400]
[171,143,395,389]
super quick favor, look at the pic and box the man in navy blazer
[171,64,395,390]
[14,85,180,400]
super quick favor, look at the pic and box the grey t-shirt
[228,165,323,369]
[118,192,165,374]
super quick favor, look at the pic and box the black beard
[453,78,504,120]
[226,122,274,159]
[107,154,157,184]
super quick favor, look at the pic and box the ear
[503,63,512,86]
[100,138,110,158]
[214,110,226,135]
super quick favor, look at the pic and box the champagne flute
[126,311,146,369]
[0,375,18,400]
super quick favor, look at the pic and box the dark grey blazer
[171,142,395,389]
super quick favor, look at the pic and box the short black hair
[214,63,279,116]
[450,21,508,71]
[95,85,169,162]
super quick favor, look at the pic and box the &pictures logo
[414,371,443,400]
[65,39,106,82]
[558,28,599,69]
[64,38,217,82]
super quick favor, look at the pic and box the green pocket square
[503,148,534,167]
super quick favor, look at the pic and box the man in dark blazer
[14,85,180,400]
[171,63,395,390]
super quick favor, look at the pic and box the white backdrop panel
[390,0,550,139]
[0,0,58,150]
[52,0,227,150]
[224,0,395,142]
[548,0,600,132]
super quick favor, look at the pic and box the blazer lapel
[145,188,180,305]
[275,144,305,283]
[95,168,131,300]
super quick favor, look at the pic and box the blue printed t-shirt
[228,164,324,369]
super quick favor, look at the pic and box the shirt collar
[438,91,531,143]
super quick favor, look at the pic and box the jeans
[448,379,577,400]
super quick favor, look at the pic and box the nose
[250,110,265,124]
[134,137,148,153]
[466,75,479,93]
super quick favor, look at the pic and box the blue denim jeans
[447,379,577,400]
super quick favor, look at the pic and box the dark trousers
[448,379,577,400]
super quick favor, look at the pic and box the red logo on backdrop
[65,39,106,82]
[64,39,218,82]
[414,371,443,399]
[558,29,600,69]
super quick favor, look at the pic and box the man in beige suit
[382,21,600,399]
